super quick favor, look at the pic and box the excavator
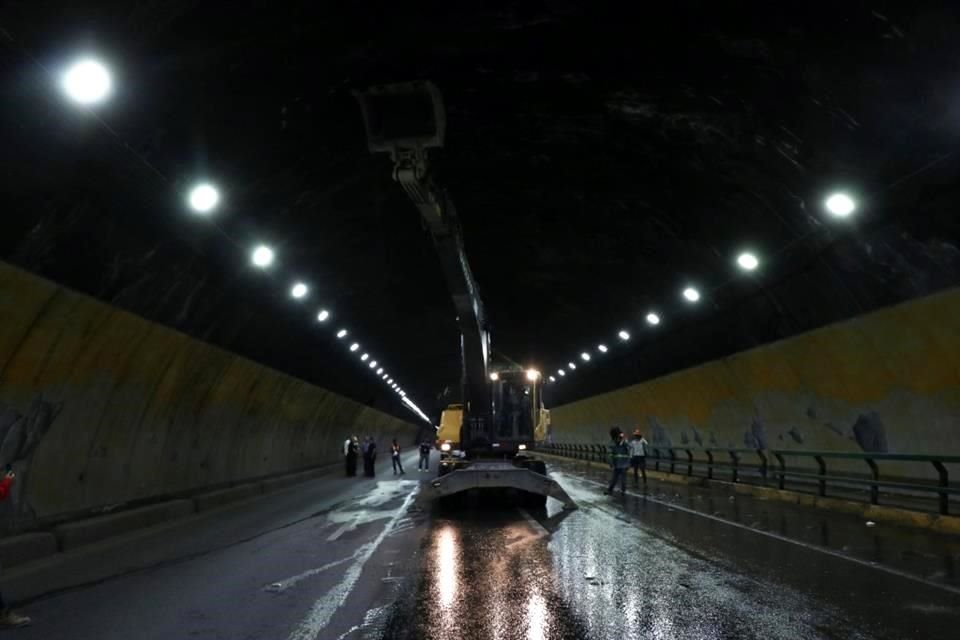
[355,82,575,510]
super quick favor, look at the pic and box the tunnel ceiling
[2,2,959,420]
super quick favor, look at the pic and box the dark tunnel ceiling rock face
[1,2,959,417]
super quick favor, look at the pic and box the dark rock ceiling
[1,1,958,421]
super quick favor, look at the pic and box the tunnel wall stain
[549,288,960,479]
[0,261,418,529]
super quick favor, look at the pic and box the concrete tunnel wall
[548,287,960,481]
[0,261,419,531]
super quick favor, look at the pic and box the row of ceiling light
[546,192,858,384]
[58,57,432,423]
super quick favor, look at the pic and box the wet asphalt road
[11,453,960,639]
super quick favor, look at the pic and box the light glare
[62,58,112,104]
[490,372,500,381]
[737,252,759,271]
[825,193,856,218]
[291,282,308,299]
[188,183,220,214]
[526,369,540,381]
[252,245,275,268]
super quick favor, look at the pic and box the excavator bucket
[354,81,446,154]
[429,461,578,510]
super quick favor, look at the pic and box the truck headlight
[518,444,527,451]
[440,443,451,452]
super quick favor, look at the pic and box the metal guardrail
[538,443,960,515]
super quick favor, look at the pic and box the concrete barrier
[0,261,419,533]
[0,532,58,568]
[550,288,960,483]
[53,500,195,551]
[192,483,262,512]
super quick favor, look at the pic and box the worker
[391,439,405,475]
[363,437,377,477]
[0,469,31,628]
[630,429,649,484]
[418,440,431,471]
[343,436,353,476]
[603,428,631,496]
[346,436,359,477]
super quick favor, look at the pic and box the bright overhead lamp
[187,183,220,214]
[646,312,660,326]
[360,353,369,361]
[291,282,308,299]
[251,245,275,268]
[825,192,856,218]
[376,368,384,374]
[558,370,566,377]
[526,369,540,381]
[618,330,630,341]
[682,286,700,303]
[349,343,360,352]
[736,252,759,271]
[580,352,591,362]
[368,361,377,369]
[597,344,608,353]
[549,376,556,382]
[490,372,500,381]
[387,378,394,384]
[62,58,112,105]
[568,362,577,370]
[382,374,388,379]
[317,309,330,322]
[336,329,348,339]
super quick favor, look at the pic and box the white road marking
[286,486,420,640]
[265,554,358,593]
[569,474,960,597]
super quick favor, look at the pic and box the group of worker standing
[343,436,406,477]
[342,437,436,478]
[604,427,649,496]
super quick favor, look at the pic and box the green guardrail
[538,443,960,515]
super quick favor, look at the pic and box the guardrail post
[814,455,826,497]
[593,445,603,462]
[685,449,693,476]
[932,460,949,515]
[774,453,785,490]
[654,449,661,473]
[668,449,676,475]
[865,458,879,505]
[730,450,739,483]
[757,450,768,481]
[706,450,714,479]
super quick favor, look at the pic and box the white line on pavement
[286,485,420,640]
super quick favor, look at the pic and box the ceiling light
[825,192,856,218]
[377,368,384,374]
[336,329,348,339]
[580,352,591,362]
[526,369,540,381]
[568,362,577,370]
[291,282,308,299]
[618,330,630,341]
[682,287,700,303]
[490,372,500,381]
[387,378,393,384]
[62,58,112,104]
[349,343,359,352]
[597,344,608,353]
[317,309,330,322]
[549,376,556,382]
[382,374,388,379]
[736,252,759,271]
[558,370,566,377]
[187,183,220,214]
[251,245,275,268]
[646,312,660,326]
[368,361,377,368]
[361,353,369,361]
